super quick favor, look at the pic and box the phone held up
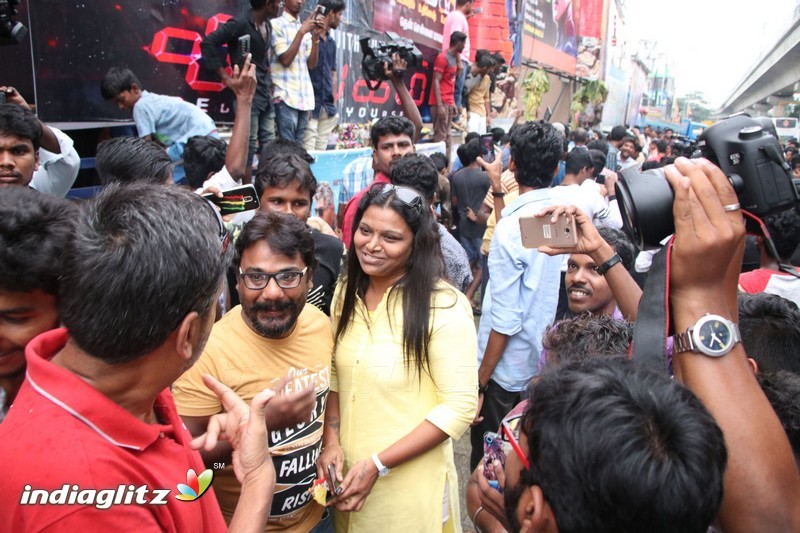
[315,4,327,21]
[479,133,495,164]
[237,35,251,68]
[519,213,578,249]
[202,184,260,216]
[483,431,511,490]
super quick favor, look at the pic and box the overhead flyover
[718,17,800,117]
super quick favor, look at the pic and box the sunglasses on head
[202,199,230,254]
[367,183,424,211]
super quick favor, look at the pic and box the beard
[246,299,301,338]
[504,477,529,532]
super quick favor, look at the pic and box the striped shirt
[270,12,315,111]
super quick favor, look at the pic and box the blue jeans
[454,59,468,114]
[274,100,310,143]
[248,105,275,167]
[309,508,334,533]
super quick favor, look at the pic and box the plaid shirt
[338,156,374,204]
[270,12,315,111]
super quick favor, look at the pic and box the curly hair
[509,121,563,189]
[542,313,633,366]
[0,187,77,295]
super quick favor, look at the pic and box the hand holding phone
[479,133,495,164]
[202,184,260,216]
[483,432,511,482]
[519,212,578,249]
[237,35,251,68]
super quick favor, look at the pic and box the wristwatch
[372,454,390,477]
[674,314,742,357]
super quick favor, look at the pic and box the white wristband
[371,453,390,477]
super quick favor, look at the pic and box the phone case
[203,184,260,216]
[519,214,578,249]
[483,432,511,481]
[479,134,495,163]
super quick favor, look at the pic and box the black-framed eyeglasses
[203,199,230,254]
[367,183,424,211]
[238,267,308,290]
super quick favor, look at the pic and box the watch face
[695,317,733,356]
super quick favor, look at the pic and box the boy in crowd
[101,67,218,184]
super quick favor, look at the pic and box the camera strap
[630,239,674,374]
[744,210,800,279]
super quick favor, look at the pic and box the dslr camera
[360,31,422,90]
[616,114,800,249]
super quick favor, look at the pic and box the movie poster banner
[2,0,523,126]
[520,0,578,75]
[575,0,606,79]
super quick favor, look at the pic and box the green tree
[677,91,711,122]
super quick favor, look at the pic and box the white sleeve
[30,127,80,197]
[199,166,240,193]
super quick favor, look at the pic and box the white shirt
[30,127,80,197]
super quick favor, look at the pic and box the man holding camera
[304,0,346,152]
[270,0,324,142]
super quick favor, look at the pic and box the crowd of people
[2,0,800,532]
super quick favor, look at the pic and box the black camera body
[360,31,422,90]
[0,0,28,45]
[617,114,800,249]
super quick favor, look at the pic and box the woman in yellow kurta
[318,181,478,532]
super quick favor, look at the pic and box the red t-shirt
[0,329,228,532]
[341,172,391,249]
[427,52,458,107]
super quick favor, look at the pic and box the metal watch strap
[674,330,695,353]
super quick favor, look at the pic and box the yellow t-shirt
[480,170,520,255]
[468,75,491,117]
[173,304,333,532]
[330,280,478,532]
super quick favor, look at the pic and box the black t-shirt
[451,167,491,239]
[309,229,344,316]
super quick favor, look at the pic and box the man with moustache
[564,226,636,318]
[174,210,334,532]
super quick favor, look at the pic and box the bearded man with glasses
[174,210,335,533]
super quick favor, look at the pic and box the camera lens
[616,167,676,250]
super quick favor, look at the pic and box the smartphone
[472,7,483,14]
[237,35,251,68]
[203,184,260,216]
[315,4,327,21]
[543,106,553,122]
[479,133,495,164]
[326,463,341,498]
[483,432,511,481]
[519,213,578,249]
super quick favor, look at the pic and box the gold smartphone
[519,213,578,249]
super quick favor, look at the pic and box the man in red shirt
[0,184,276,531]
[429,31,466,160]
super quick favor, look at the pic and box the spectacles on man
[367,183,424,211]
[502,419,530,471]
[239,267,308,290]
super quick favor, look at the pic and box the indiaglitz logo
[175,469,214,502]
[19,469,215,508]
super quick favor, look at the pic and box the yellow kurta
[331,281,479,532]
